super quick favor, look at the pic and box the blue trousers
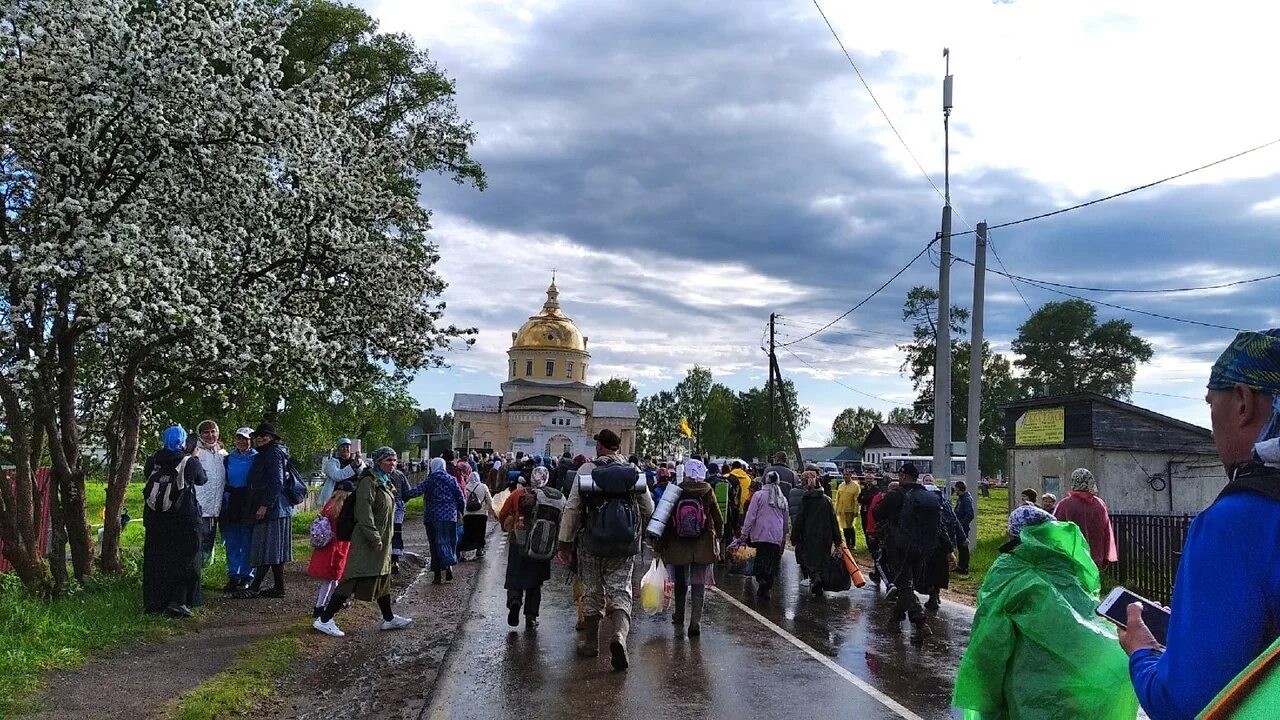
[221,521,254,579]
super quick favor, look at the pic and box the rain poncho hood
[953,521,1138,720]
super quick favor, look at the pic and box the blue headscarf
[162,425,187,452]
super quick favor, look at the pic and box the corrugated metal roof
[452,394,501,412]
[593,401,639,419]
[866,423,920,450]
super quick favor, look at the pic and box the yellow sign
[1016,407,1065,446]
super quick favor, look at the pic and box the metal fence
[1103,512,1195,606]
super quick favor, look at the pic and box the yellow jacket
[835,480,861,516]
[729,468,753,509]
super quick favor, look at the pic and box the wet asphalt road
[425,536,970,720]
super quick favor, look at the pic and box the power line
[953,256,1245,332]
[968,264,1280,295]
[810,0,945,205]
[954,137,1280,237]
[777,320,905,340]
[986,235,1034,313]
[780,237,937,348]
[1134,390,1206,401]
[780,345,913,406]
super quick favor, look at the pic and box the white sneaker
[380,615,413,631]
[313,618,345,637]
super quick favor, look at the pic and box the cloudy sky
[365,0,1280,445]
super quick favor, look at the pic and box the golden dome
[512,279,587,352]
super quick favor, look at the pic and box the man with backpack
[557,429,654,671]
[876,462,947,642]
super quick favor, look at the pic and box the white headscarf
[531,466,550,489]
[466,471,482,491]
[430,457,446,474]
[763,471,788,511]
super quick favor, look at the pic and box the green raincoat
[952,521,1138,720]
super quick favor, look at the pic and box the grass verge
[0,567,171,719]
[166,624,306,720]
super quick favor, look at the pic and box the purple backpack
[674,497,707,539]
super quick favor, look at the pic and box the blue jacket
[247,441,291,520]
[224,448,256,489]
[954,492,976,534]
[405,470,465,523]
[1129,486,1280,719]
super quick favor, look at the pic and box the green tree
[1012,300,1154,399]
[898,287,1023,477]
[701,383,739,456]
[829,407,883,448]
[734,379,810,462]
[594,377,639,402]
[672,366,714,442]
[887,407,916,425]
[636,390,681,458]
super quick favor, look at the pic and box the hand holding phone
[1097,586,1170,649]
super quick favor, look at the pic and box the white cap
[234,427,253,439]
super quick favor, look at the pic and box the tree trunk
[0,385,54,596]
[100,376,142,575]
[48,478,69,594]
[51,294,96,581]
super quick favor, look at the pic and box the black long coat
[791,489,840,572]
[142,449,207,612]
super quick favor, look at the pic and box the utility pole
[933,48,955,492]
[770,353,804,469]
[965,222,986,550]
[768,312,776,449]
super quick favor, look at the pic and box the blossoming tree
[0,0,482,594]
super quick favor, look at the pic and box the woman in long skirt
[313,447,413,637]
[236,422,292,599]
[460,471,496,559]
[142,425,208,617]
[498,466,554,629]
[404,457,466,584]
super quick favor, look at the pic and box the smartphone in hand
[1097,586,1170,646]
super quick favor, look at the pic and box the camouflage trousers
[577,550,636,618]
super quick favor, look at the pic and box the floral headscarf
[762,470,787,510]
[531,466,550,489]
[1070,467,1098,494]
[1008,505,1053,539]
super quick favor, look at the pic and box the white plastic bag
[639,558,666,614]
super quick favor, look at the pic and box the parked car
[815,461,841,479]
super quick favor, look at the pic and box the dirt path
[24,520,487,720]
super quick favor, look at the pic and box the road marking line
[709,586,926,720]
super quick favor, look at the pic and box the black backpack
[144,456,192,513]
[581,465,643,558]
[897,484,943,554]
[281,455,308,506]
[335,479,359,541]
[466,487,482,513]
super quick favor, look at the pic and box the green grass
[947,487,1010,597]
[166,626,305,720]
[84,481,146,549]
[0,567,171,718]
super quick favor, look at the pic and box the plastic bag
[640,559,666,614]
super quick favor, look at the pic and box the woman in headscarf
[236,423,292,599]
[313,447,413,637]
[1052,467,1118,570]
[142,425,208,616]
[460,470,496,560]
[740,470,789,599]
[498,465,556,629]
[792,469,844,596]
[404,456,466,585]
[953,506,1138,719]
[654,459,723,636]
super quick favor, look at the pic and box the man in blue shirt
[1121,329,1280,719]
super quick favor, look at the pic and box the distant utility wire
[810,0,945,205]
[974,265,1280,294]
[953,256,1245,332]
[986,235,1034,313]
[781,345,913,406]
[1134,389,1206,401]
[954,137,1280,236]
[779,237,938,348]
